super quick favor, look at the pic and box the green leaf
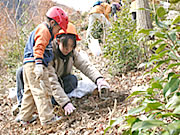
[109,119,116,126]
[156,59,170,68]
[104,126,111,134]
[138,29,152,35]
[151,59,170,72]
[166,93,180,109]
[138,7,151,12]
[169,51,178,60]
[172,15,180,25]
[154,32,167,39]
[126,116,137,126]
[161,131,170,135]
[104,117,124,134]
[169,32,177,41]
[163,78,180,97]
[147,88,154,95]
[149,54,160,62]
[171,74,180,79]
[173,105,180,114]
[156,7,166,18]
[167,63,180,69]
[111,117,124,127]
[167,121,180,134]
[131,121,143,131]
[151,82,163,89]
[168,72,175,80]
[149,50,169,62]
[155,44,167,54]
[155,15,162,28]
[128,106,145,115]
[156,113,179,118]
[132,120,165,131]
[126,91,146,100]
[145,102,163,112]
[150,39,164,49]
[159,50,169,57]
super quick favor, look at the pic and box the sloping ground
[0,18,153,134]
[0,43,152,134]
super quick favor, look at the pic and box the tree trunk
[136,0,153,30]
[136,0,153,60]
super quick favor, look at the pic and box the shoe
[15,115,21,122]
[42,116,62,126]
[12,104,20,116]
[15,114,37,125]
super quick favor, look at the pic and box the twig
[15,0,22,20]
[108,99,117,125]
[4,2,16,29]
[16,0,33,24]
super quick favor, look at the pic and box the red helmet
[46,6,68,32]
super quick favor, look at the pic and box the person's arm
[73,50,103,83]
[48,63,71,107]
[34,24,51,64]
[33,24,51,79]
[48,63,76,115]
[73,50,110,91]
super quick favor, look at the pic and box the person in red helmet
[15,23,110,121]
[18,6,68,126]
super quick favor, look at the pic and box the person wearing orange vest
[17,6,68,126]
[15,23,110,120]
[86,2,112,39]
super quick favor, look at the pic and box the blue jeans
[16,67,24,107]
[16,66,78,106]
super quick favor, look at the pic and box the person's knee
[62,75,78,94]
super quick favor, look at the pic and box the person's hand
[34,64,44,80]
[97,78,110,91]
[64,103,76,115]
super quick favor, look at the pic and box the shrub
[104,4,143,74]
[104,7,180,135]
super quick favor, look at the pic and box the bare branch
[15,0,22,19]
[4,1,16,29]
[17,0,33,24]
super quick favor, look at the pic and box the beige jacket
[48,43,102,107]
[89,3,111,20]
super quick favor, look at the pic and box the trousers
[19,62,54,124]
[16,66,78,106]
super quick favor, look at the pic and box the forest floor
[0,34,152,135]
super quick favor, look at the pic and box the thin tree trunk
[136,0,153,59]
[136,0,153,30]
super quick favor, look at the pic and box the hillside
[0,0,179,134]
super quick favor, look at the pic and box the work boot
[41,116,62,126]
[12,104,20,116]
[15,114,37,125]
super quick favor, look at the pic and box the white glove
[97,78,110,91]
[34,64,44,80]
[64,103,76,115]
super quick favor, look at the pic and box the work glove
[97,78,110,98]
[64,102,76,115]
[97,78,110,91]
[34,64,44,80]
